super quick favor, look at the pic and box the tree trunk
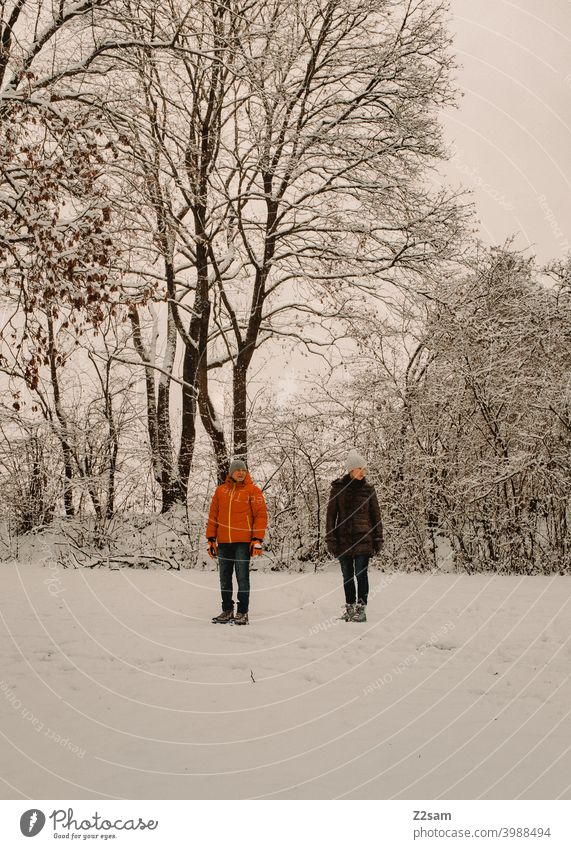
[129,305,161,485]
[129,302,183,512]
[103,357,118,520]
[178,339,198,495]
[233,355,249,462]
[176,239,210,494]
[47,313,74,517]
[198,359,228,483]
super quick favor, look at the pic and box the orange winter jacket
[206,473,268,544]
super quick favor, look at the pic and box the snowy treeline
[0,0,569,573]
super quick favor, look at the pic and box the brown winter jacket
[206,473,268,544]
[325,475,383,557]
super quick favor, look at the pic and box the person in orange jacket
[206,459,268,625]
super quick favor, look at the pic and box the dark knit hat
[228,459,247,476]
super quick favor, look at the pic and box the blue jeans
[218,542,251,613]
[338,554,369,605]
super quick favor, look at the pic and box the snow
[0,562,570,800]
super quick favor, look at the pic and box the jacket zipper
[228,483,236,542]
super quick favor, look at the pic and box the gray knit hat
[345,449,366,472]
[228,459,247,476]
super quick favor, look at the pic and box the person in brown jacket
[325,449,383,622]
[206,459,268,625]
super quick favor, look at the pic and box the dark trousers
[338,554,369,605]
[218,542,251,613]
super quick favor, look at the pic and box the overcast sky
[440,0,571,263]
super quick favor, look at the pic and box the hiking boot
[340,603,356,622]
[352,602,367,623]
[234,611,249,625]
[212,609,234,624]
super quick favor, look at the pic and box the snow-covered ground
[1,562,570,800]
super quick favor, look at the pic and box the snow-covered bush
[0,426,61,535]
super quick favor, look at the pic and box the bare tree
[327,245,571,574]
[1,0,468,523]
[207,0,465,460]
[110,0,465,499]
[109,0,248,501]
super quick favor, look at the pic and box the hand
[326,537,339,557]
[373,539,383,554]
[207,538,218,559]
[250,539,263,557]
